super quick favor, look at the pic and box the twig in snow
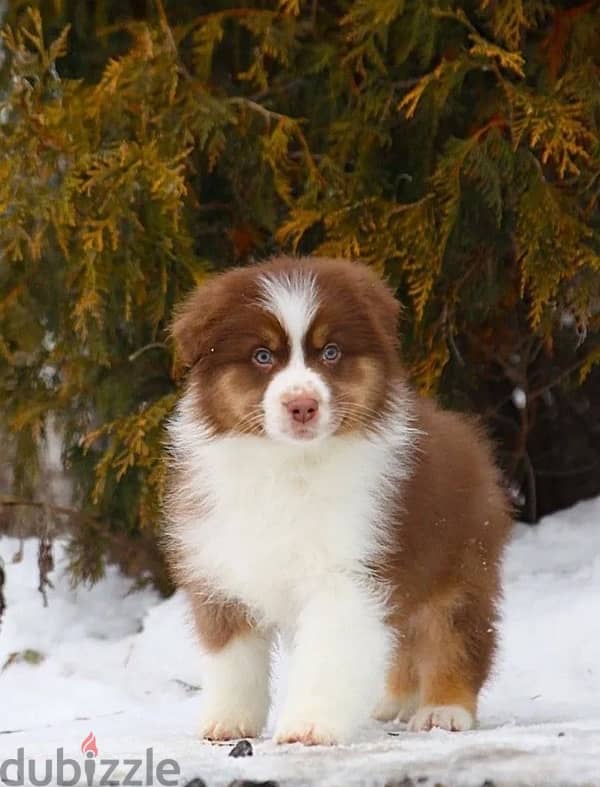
[37,516,54,607]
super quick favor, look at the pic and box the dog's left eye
[253,347,274,366]
[321,343,341,363]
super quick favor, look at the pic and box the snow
[2,498,600,786]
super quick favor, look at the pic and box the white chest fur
[167,391,416,627]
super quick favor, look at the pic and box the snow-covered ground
[1,497,600,786]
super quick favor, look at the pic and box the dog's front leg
[198,630,272,740]
[187,587,271,740]
[275,575,391,745]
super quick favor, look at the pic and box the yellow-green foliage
[0,1,598,585]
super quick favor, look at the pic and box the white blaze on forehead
[258,270,319,361]
[258,269,330,442]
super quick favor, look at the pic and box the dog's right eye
[253,348,274,367]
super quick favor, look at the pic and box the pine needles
[0,1,598,585]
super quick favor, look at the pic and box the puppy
[164,256,512,745]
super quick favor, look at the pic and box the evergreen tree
[0,1,598,591]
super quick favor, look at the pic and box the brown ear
[353,263,401,346]
[371,277,401,346]
[171,276,225,367]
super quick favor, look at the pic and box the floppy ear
[370,277,401,346]
[354,263,401,346]
[171,276,226,368]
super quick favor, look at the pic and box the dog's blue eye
[322,343,341,362]
[253,348,274,366]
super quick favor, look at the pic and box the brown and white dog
[164,256,512,745]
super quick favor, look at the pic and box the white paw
[373,693,418,723]
[198,704,266,741]
[408,704,474,732]
[275,704,356,746]
[199,720,257,741]
[274,720,340,746]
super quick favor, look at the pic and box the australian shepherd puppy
[164,256,512,745]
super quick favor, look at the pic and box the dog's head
[173,257,401,443]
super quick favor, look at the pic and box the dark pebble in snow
[481,781,496,787]
[558,731,565,737]
[228,782,279,787]
[183,780,207,787]
[229,739,254,758]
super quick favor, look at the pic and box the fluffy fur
[164,256,512,745]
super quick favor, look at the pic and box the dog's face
[173,258,400,443]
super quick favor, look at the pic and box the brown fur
[167,255,513,730]
[378,400,511,719]
[186,584,253,652]
[171,257,400,437]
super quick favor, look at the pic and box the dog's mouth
[270,424,327,444]
[287,424,325,442]
[267,411,344,444]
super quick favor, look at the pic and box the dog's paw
[275,722,339,746]
[373,694,418,723]
[408,704,474,732]
[198,705,265,741]
[199,720,261,741]
[199,722,249,741]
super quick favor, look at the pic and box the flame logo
[80,732,98,757]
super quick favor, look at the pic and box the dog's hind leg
[407,590,497,732]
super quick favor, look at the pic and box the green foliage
[0,1,598,588]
